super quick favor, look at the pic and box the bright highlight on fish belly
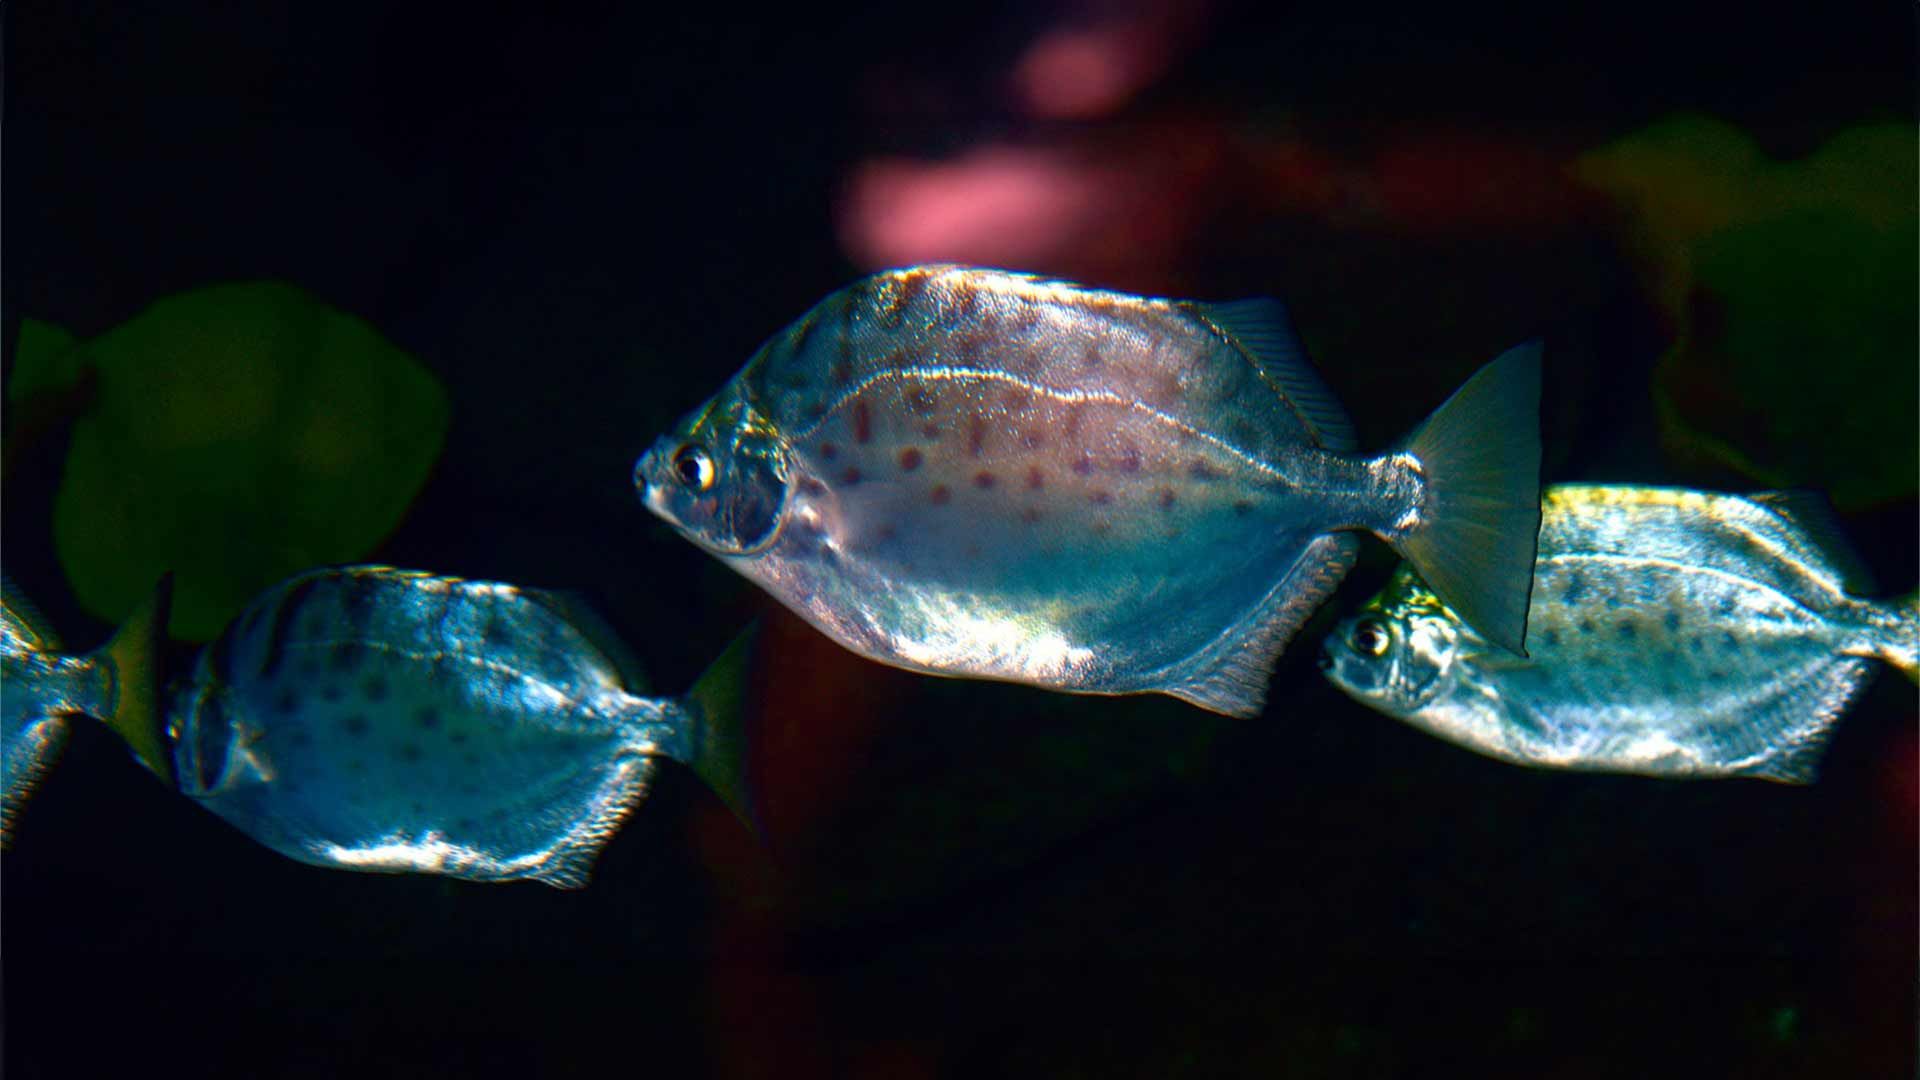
[162,565,755,888]
[637,265,1542,717]
[1322,485,1919,783]
[1,574,171,846]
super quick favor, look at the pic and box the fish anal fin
[529,755,657,889]
[1165,533,1359,718]
[1196,298,1358,453]
[1733,656,1874,785]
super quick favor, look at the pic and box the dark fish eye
[671,444,715,492]
[1353,618,1390,658]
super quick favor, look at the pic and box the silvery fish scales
[638,265,1542,717]
[1323,485,1919,782]
[169,566,731,887]
[2,577,168,845]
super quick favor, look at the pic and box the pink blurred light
[1009,2,1210,120]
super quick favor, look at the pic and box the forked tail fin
[681,625,764,840]
[93,574,175,784]
[1392,342,1543,656]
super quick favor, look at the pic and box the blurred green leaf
[46,282,449,639]
[1576,114,1918,508]
[8,318,85,403]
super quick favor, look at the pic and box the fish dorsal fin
[1197,299,1357,452]
[535,589,652,695]
[1748,490,1877,595]
[1,571,61,651]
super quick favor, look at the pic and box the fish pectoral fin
[1164,533,1359,718]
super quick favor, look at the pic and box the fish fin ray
[94,574,174,784]
[1,571,62,650]
[531,756,658,889]
[1865,592,1918,680]
[1734,657,1873,784]
[1748,489,1878,594]
[1394,341,1543,656]
[1166,533,1359,717]
[533,589,653,696]
[680,625,764,840]
[1196,299,1358,452]
[2,719,71,849]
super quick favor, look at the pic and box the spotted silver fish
[1,575,171,845]
[1322,485,1919,782]
[637,265,1541,717]
[165,566,753,887]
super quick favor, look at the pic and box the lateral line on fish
[791,365,1289,482]
[1539,552,1839,616]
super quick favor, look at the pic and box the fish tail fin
[680,626,764,840]
[92,573,175,784]
[1391,341,1543,655]
[1868,592,1918,681]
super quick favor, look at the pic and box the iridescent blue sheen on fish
[638,265,1542,717]
[167,566,750,887]
[2,575,169,845]
[1322,485,1919,782]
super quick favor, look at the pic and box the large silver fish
[637,265,1541,717]
[1321,485,1919,782]
[1,575,171,846]
[164,566,753,887]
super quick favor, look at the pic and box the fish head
[1320,565,1463,717]
[168,682,273,800]
[637,391,793,558]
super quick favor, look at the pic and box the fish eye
[1352,618,1390,658]
[671,445,715,492]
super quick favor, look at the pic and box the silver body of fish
[169,566,747,887]
[1322,485,1919,782]
[638,265,1542,717]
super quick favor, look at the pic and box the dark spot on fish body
[973,471,997,489]
[1021,430,1045,449]
[1090,490,1114,506]
[1155,487,1176,509]
[1577,618,1596,635]
[898,447,923,471]
[1603,593,1624,610]
[321,684,346,704]
[1689,635,1706,653]
[1071,455,1094,477]
[1116,448,1142,473]
[274,688,300,714]
[906,386,937,415]
[804,400,829,422]
[1188,461,1220,482]
[344,714,370,736]
[1540,628,1560,648]
[1662,610,1682,634]
[1093,519,1113,535]
[1080,343,1104,370]
[462,751,481,766]
[1020,506,1043,524]
[842,466,864,485]
[1026,467,1046,490]
[1232,500,1254,516]
[853,400,873,444]
[875,523,898,543]
[1561,573,1586,604]
[398,743,423,763]
[450,731,470,745]
[819,442,839,461]
[1618,621,1637,641]
[967,416,987,458]
[931,485,952,506]
[362,674,388,701]
[830,359,853,386]
[1719,595,1738,615]
[483,620,513,649]
[408,800,426,814]
[921,423,941,440]
[1722,632,1741,652]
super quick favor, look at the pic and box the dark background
[4,3,1914,1077]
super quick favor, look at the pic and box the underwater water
[4,3,1914,1078]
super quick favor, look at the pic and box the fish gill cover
[7,282,450,640]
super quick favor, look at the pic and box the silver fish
[1,575,171,845]
[166,566,752,887]
[637,265,1542,717]
[1322,485,1919,782]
